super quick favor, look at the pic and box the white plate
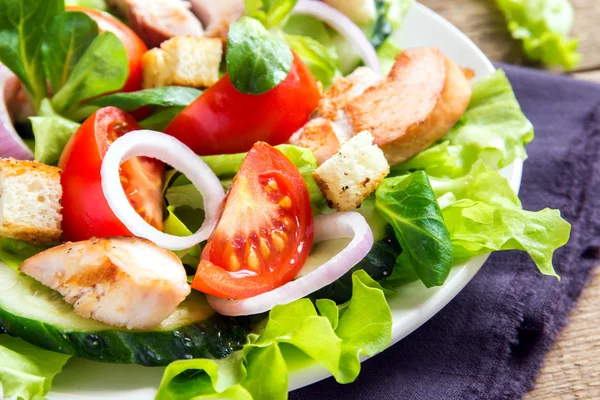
[48,3,521,399]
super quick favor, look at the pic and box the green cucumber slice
[0,264,250,366]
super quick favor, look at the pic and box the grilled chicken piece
[20,237,191,330]
[189,0,245,40]
[290,67,382,164]
[346,48,472,165]
[318,66,383,120]
[125,0,204,48]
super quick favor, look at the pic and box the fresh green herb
[156,271,392,400]
[496,0,580,70]
[90,87,202,111]
[0,0,63,110]
[42,11,99,94]
[30,99,80,165]
[0,335,71,400]
[443,200,571,277]
[51,31,128,116]
[226,17,293,95]
[376,171,453,287]
[139,107,184,131]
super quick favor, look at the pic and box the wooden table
[420,1,600,398]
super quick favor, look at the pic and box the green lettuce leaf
[0,0,63,110]
[496,0,580,70]
[139,107,184,131]
[285,34,339,87]
[30,99,80,165]
[0,238,48,270]
[392,70,534,177]
[443,199,571,277]
[156,271,392,400]
[163,206,202,267]
[65,0,107,10]
[376,171,453,287]
[0,335,71,400]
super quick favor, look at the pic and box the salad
[0,0,572,399]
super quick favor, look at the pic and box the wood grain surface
[419,0,600,398]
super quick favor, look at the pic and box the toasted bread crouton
[289,118,347,165]
[345,48,472,166]
[0,159,62,244]
[318,67,383,120]
[313,131,389,211]
[126,0,204,48]
[142,36,222,89]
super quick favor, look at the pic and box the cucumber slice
[0,264,250,366]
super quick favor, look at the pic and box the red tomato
[67,6,147,92]
[59,107,164,242]
[165,53,320,156]
[191,142,314,299]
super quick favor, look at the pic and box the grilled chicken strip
[346,48,472,165]
[291,48,472,166]
[189,0,245,40]
[20,237,191,330]
[110,0,204,48]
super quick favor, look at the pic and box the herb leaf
[89,87,202,111]
[226,17,293,95]
[42,11,99,94]
[376,171,453,287]
[0,0,63,109]
[51,31,128,116]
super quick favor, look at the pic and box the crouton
[313,131,389,211]
[345,48,472,166]
[318,67,383,120]
[322,0,377,25]
[0,159,62,244]
[125,0,204,48]
[142,36,222,89]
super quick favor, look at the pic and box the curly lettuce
[496,0,581,70]
[155,271,392,400]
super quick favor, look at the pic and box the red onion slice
[0,64,34,160]
[292,0,381,73]
[206,211,374,316]
[101,130,224,251]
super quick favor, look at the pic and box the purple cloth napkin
[291,64,600,400]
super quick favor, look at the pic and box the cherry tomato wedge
[59,107,164,242]
[67,6,147,92]
[165,53,320,156]
[192,142,314,299]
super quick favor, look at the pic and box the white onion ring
[101,130,224,251]
[0,64,34,160]
[292,0,381,72]
[207,212,374,316]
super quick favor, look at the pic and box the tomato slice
[67,6,147,92]
[165,53,321,156]
[191,142,314,299]
[59,107,163,242]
